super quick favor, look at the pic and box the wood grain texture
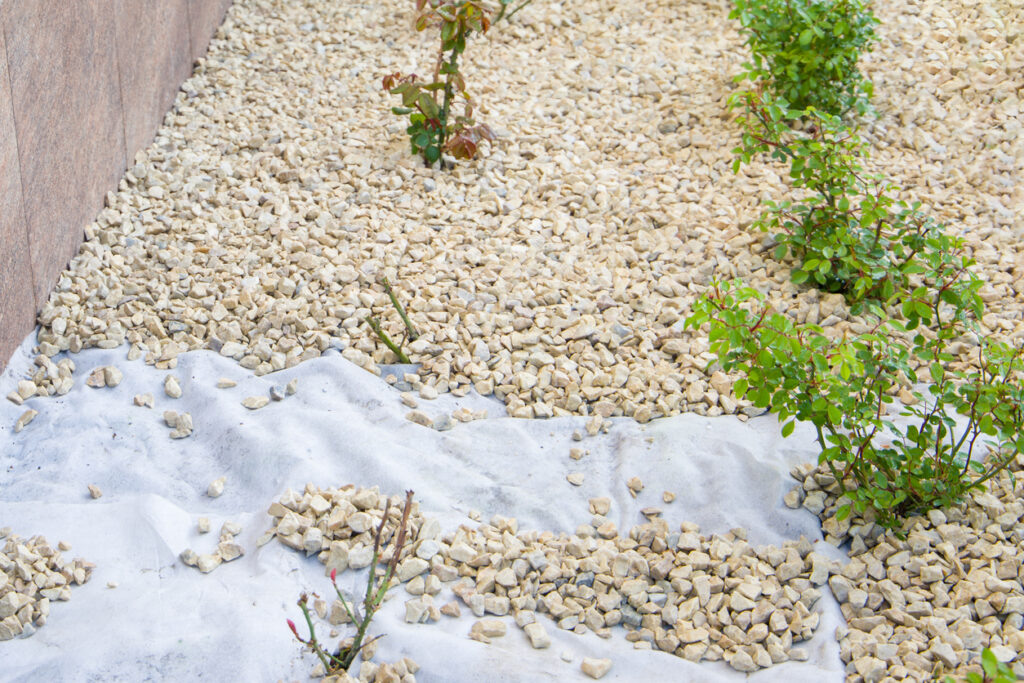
[0,26,37,372]
[3,0,126,306]
[115,0,193,165]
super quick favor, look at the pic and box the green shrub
[730,0,879,115]
[384,0,495,167]
[730,90,975,313]
[943,649,1020,683]
[685,280,1024,529]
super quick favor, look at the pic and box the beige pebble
[207,476,226,498]
[567,472,585,486]
[14,409,38,433]
[581,658,612,679]
[87,484,103,499]
[242,395,268,410]
[164,376,182,399]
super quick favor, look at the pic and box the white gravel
[16,0,1019,422]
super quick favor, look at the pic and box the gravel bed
[17,0,1022,421]
[787,455,1024,680]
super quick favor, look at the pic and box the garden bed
[2,0,1023,680]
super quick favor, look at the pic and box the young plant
[730,0,879,115]
[730,90,976,312]
[384,0,496,167]
[943,649,1020,683]
[288,491,415,675]
[685,280,1024,529]
[365,277,419,364]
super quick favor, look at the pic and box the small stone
[419,384,438,400]
[567,472,585,486]
[405,410,432,427]
[87,485,103,499]
[286,379,298,395]
[207,477,226,498]
[728,650,757,673]
[217,542,244,562]
[103,366,123,387]
[524,622,551,648]
[216,378,237,389]
[86,368,106,388]
[663,491,676,503]
[589,497,611,515]
[197,517,211,534]
[133,393,154,408]
[626,477,643,497]
[14,409,38,433]
[580,657,612,679]
[433,414,454,431]
[164,376,182,398]
[242,395,268,410]
[106,581,118,589]
[471,618,506,639]
[6,391,23,406]
[269,386,285,401]
[569,448,584,460]
[197,554,222,573]
[440,601,461,617]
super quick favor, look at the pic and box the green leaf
[799,29,814,45]
[781,419,796,438]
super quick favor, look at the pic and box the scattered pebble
[103,366,123,387]
[242,396,268,410]
[87,485,103,499]
[581,657,612,679]
[133,393,154,408]
[569,448,585,460]
[207,477,226,498]
[269,385,285,401]
[216,378,236,389]
[197,517,210,534]
[626,477,643,498]
[433,414,454,432]
[405,410,433,428]
[286,379,298,396]
[106,582,118,589]
[164,376,182,399]
[13,409,38,433]
[163,411,194,439]
[566,472,585,486]
[663,491,676,504]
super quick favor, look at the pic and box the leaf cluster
[943,649,1020,683]
[729,0,879,115]
[686,281,1024,529]
[730,90,976,314]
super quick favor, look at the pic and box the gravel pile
[9,0,1018,422]
[786,453,1024,680]
[266,484,832,674]
[0,528,94,641]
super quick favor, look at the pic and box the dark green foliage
[730,90,975,314]
[943,649,1020,683]
[686,281,1024,529]
[730,0,879,115]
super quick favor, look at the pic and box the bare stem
[365,316,411,364]
[383,277,419,341]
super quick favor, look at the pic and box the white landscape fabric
[0,335,847,682]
